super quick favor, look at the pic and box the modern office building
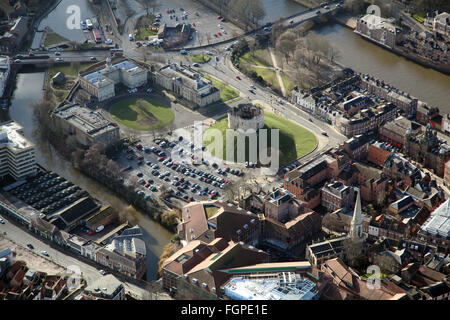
[0,121,36,181]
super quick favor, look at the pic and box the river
[9,0,450,280]
[31,0,98,48]
[9,70,173,281]
[314,23,450,113]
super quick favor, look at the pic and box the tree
[343,0,365,15]
[229,0,265,31]
[70,61,81,75]
[139,0,160,16]
[342,238,366,269]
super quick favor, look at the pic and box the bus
[110,48,123,57]
[92,29,101,43]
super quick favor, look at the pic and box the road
[12,49,112,66]
[0,213,163,299]
[282,2,341,27]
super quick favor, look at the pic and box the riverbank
[354,30,450,76]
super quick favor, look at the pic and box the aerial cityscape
[0,0,449,305]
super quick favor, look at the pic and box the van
[128,34,134,41]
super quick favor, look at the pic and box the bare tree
[138,0,159,16]
[205,32,211,45]
[342,238,366,268]
[70,61,81,75]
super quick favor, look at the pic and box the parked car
[27,243,34,249]
[0,218,4,224]
[96,225,104,233]
[99,269,106,275]
[41,251,49,256]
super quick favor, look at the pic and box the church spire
[350,188,363,239]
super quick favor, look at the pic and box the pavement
[0,213,166,299]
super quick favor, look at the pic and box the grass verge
[203,74,239,102]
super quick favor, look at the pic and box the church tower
[350,188,364,239]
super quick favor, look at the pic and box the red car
[188,196,193,202]
[192,22,196,27]
[225,166,230,172]
[28,51,34,56]
[210,193,216,199]
[121,167,128,172]
[136,144,143,149]
[145,182,150,188]
[158,156,164,161]
[217,16,223,19]
[217,32,222,36]
[225,179,230,184]
[236,75,241,80]
[138,155,144,160]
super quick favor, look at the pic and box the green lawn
[190,54,211,63]
[204,111,317,166]
[240,50,272,67]
[134,15,159,40]
[48,62,97,78]
[281,72,295,93]
[44,32,69,47]
[203,74,239,102]
[110,97,174,131]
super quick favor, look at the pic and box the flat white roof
[0,121,34,151]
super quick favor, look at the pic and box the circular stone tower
[228,103,264,132]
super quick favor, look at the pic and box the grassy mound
[204,111,317,166]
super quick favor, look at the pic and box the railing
[0,200,31,224]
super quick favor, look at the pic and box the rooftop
[0,121,34,151]
[420,199,450,239]
[84,274,123,297]
[82,60,145,88]
[223,272,318,300]
[53,104,118,137]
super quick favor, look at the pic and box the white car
[105,39,113,45]
[99,269,106,275]
[55,57,64,62]
[0,218,5,224]
[41,251,49,256]
[146,88,153,93]
[128,33,134,41]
